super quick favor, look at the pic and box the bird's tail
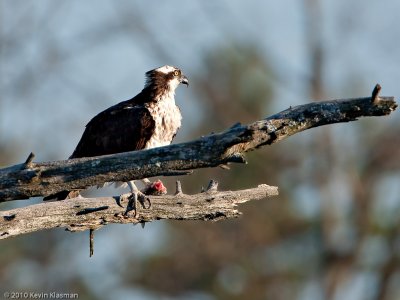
[43,190,80,201]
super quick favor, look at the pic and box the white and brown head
[144,65,188,98]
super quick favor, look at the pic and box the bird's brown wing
[44,104,154,200]
[70,105,155,158]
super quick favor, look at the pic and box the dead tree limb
[0,85,397,202]
[0,183,278,239]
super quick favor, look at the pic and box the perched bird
[45,65,189,204]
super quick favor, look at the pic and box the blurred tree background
[1,1,400,299]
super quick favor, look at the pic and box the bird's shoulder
[69,91,156,158]
[86,89,153,126]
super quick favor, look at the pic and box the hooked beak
[180,75,189,87]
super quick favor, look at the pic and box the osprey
[45,65,188,201]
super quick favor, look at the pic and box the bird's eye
[174,70,179,76]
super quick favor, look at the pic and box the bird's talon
[123,191,152,217]
[124,192,138,217]
[137,193,151,209]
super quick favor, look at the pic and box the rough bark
[0,182,278,239]
[0,87,396,202]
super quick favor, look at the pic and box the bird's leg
[128,180,151,209]
[123,181,150,217]
[142,178,151,185]
[128,180,139,193]
[124,189,138,217]
[123,179,166,215]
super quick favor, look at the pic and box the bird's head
[145,65,189,95]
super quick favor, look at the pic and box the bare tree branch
[0,182,279,240]
[0,86,397,202]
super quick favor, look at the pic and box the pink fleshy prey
[152,180,167,194]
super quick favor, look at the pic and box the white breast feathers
[145,94,182,149]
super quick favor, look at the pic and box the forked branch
[0,182,279,240]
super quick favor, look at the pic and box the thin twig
[206,180,218,192]
[89,229,94,257]
[24,152,35,169]
[371,83,382,103]
[175,181,183,195]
